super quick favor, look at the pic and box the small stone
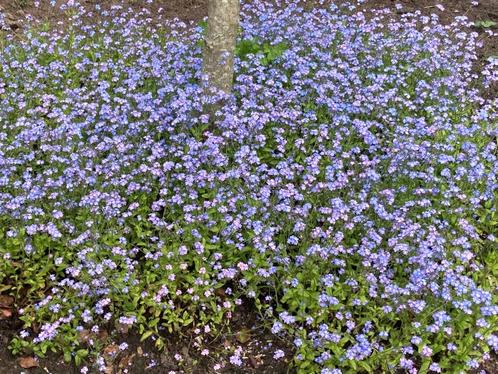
[136,346,143,356]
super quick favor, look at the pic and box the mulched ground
[0,1,496,373]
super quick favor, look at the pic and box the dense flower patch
[1,1,497,372]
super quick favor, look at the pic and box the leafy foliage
[474,20,497,29]
[0,1,497,372]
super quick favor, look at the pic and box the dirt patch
[0,0,207,25]
[0,0,496,67]
[344,0,498,97]
[1,302,293,374]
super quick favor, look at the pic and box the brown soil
[0,0,497,373]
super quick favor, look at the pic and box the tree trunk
[202,0,240,95]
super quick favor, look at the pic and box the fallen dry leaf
[180,345,189,356]
[78,329,92,344]
[235,327,252,344]
[0,308,12,319]
[32,323,40,333]
[118,353,135,370]
[79,329,108,345]
[97,330,109,341]
[18,356,39,369]
[214,288,226,297]
[0,295,14,307]
[248,355,262,369]
[115,321,130,335]
[103,344,119,363]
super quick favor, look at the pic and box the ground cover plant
[0,0,498,372]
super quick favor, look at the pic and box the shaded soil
[1,300,294,374]
[0,0,497,373]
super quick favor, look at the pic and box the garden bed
[0,1,497,373]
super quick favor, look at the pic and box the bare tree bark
[202,0,240,95]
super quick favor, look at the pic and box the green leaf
[74,350,88,366]
[155,338,165,350]
[0,284,12,292]
[420,359,431,374]
[197,20,208,33]
[474,20,497,28]
[236,39,261,59]
[358,361,372,371]
[140,330,154,342]
[63,350,72,363]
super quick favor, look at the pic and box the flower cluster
[0,0,497,372]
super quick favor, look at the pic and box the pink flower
[237,262,249,271]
